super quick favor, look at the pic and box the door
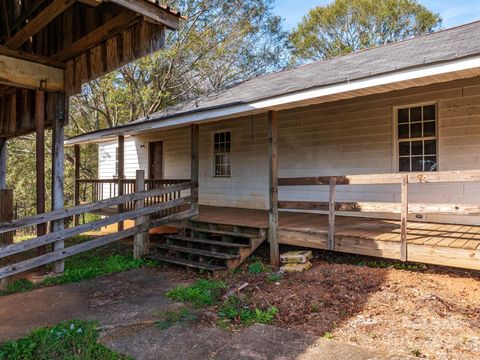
[149,141,163,179]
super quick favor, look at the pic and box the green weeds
[166,279,227,307]
[218,295,278,329]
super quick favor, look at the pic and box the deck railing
[278,170,480,261]
[0,172,197,281]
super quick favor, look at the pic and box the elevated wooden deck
[195,206,480,270]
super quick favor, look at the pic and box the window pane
[411,156,423,171]
[398,124,409,139]
[398,108,409,123]
[399,142,410,156]
[410,107,422,122]
[424,140,436,155]
[226,132,231,142]
[423,105,436,121]
[399,157,410,172]
[214,133,219,143]
[424,156,437,172]
[411,123,422,138]
[423,121,436,137]
[411,141,422,155]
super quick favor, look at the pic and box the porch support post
[117,135,125,231]
[0,138,7,189]
[191,124,199,214]
[0,138,12,290]
[73,144,80,226]
[268,110,279,267]
[35,90,47,265]
[400,174,408,262]
[134,170,149,259]
[51,92,66,274]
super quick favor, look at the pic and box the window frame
[212,130,232,178]
[114,146,119,178]
[392,102,439,173]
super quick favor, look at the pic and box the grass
[247,260,268,274]
[0,320,131,360]
[266,273,282,283]
[156,308,199,330]
[356,260,424,270]
[1,241,156,295]
[218,295,278,329]
[166,279,227,308]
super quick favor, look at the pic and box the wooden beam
[35,90,46,265]
[51,93,66,273]
[268,110,279,267]
[117,135,125,231]
[328,177,336,251]
[6,0,76,49]
[133,170,149,259]
[0,45,65,68]
[400,174,408,262]
[191,124,199,214]
[53,12,139,62]
[0,54,64,91]
[0,189,13,290]
[78,0,102,6]
[73,144,80,226]
[108,0,181,30]
[0,138,7,189]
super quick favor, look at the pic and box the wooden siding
[98,77,480,224]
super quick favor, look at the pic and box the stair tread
[166,234,251,248]
[155,243,240,259]
[145,254,227,271]
[187,226,258,239]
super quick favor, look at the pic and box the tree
[289,0,441,64]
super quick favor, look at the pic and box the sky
[274,0,480,30]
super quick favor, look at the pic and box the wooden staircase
[145,221,267,271]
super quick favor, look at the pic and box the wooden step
[166,235,251,248]
[145,254,227,271]
[155,243,240,260]
[186,226,259,239]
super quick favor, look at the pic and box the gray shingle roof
[139,20,480,122]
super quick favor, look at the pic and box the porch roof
[66,20,480,145]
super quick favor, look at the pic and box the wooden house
[66,21,480,272]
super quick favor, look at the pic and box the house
[66,21,480,271]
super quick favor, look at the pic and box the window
[214,131,231,177]
[397,104,437,172]
[114,146,119,177]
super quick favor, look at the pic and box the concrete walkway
[0,269,411,359]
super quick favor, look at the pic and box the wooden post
[0,138,6,189]
[268,110,279,267]
[191,124,199,214]
[0,189,13,290]
[52,92,66,274]
[35,90,47,263]
[400,174,408,262]
[117,135,125,231]
[73,144,80,226]
[134,170,149,259]
[328,176,336,251]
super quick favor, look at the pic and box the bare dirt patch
[217,258,480,359]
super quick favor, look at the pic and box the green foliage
[289,0,441,64]
[156,308,199,330]
[356,260,422,270]
[323,332,335,340]
[248,261,268,274]
[166,279,227,307]
[266,273,282,283]
[0,320,131,360]
[218,296,278,328]
[310,304,320,313]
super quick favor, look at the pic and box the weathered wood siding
[98,77,480,224]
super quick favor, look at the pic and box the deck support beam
[400,174,408,262]
[268,110,279,267]
[73,144,81,226]
[117,135,125,231]
[35,90,46,266]
[133,170,149,259]
[0,138,7,189]
[191,124,199,214]
[51,93,66,274]
[0,138,12,290]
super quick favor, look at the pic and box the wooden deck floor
[195,206,480,270]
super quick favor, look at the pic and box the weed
[410,348,422,357]
[323,332,334,339]
[310,304,319,313]
[166,279,226,307]
[248,261,267,274]
[0,320,131,360]
[218,295,278,328]
[156,308,198,330]
[356,260,423,271]
[266,273,282,283]
[3,278,35,293]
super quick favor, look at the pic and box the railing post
[73,144,80,226]
[268,110,279,267]
[191,124,199,214]
[134,170,149,259]
[0,189,13,290]
[328,176,336,251]
[117,135,125,231]
[400,174,408,262]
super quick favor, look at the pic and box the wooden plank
[73,144,80,226]
[108,0,181,30]
[0,55,64,91]
[191,124,199,213]
[6,0,76,49]
[0,45,65,68]
[268,110,279,266]
[0,196,194,260]
[35,90,46,263]
[328,177,336,250]
[53,12,139,62]
[0,208,196,280]
[0,138,6,189]
[0,189,13,290]
[0,181,192,234]
[134,170,149,259]
[400,174,408,261]
[117,135,125,231]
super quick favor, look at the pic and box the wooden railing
[278,170,480,261]
[0,173,197,280]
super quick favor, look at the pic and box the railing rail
[279,169,480,261]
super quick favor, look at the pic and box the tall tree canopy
[289,0,441,64]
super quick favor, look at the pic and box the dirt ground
[220,256,480,360]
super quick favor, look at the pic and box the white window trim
[392,101,439,172]
[212,130,232,178]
